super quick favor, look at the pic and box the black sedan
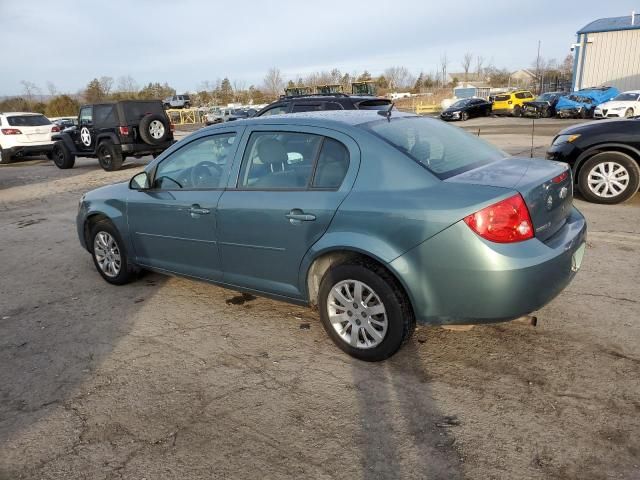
[546,117,640,204]
[522,92,567,118]
[440,98,492,121]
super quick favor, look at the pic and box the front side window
[79,107,92,125]
[154,133,236,189]
[239,132,322,189]
[259,105,289,117]
[364,117,505,179]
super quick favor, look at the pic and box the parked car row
[440,87,635,122]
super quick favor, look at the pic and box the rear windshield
[363,116,505,179]
[122,102,165,123]
[357,99,392,110]
[7,115,51,126]
[494,94,511,101]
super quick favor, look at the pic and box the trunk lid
[446,157,573,242]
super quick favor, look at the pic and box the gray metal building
[573,13,640,91]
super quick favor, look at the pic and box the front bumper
[390,207,587,325]
[491,108,514,116]
[546,142,579,166]
[593,110,624,118]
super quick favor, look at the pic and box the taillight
[464,194,534,243]
[169,123,175,132]
[51,125,60,133]
[1,128,22,135]
[119,126,129,136]
[551,171,569,183]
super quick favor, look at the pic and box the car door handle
[189,205,210,216]
[285,210,316,223]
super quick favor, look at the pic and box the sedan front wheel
[90,220,136,285]
[318,262,415,361]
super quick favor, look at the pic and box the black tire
[89,219,137,285]
[52,141,75,169]
[625,108,634,118]
[578,151,640,204]
[0,147,12,165]
[96,140,123,171]
[460,111,469,121]
[318,262,415,361]
[184,102,191,109]
[513,105,522,117]
[139,114,169,145]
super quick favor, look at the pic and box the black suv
[51,100,174,171]
[255,93,392,117]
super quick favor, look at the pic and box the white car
[0,112,59,164]
[594,91,640,119]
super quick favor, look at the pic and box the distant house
[573,12,640,91]
[510,69,538,87]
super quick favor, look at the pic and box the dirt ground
[1,119,639,479]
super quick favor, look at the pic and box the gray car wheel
[89,219,136,285]
[319,262,415,361]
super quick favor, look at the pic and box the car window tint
[259,105,289,116]
[239,132,322,189]
[312,138,350,189]
[323,102,344,110]
[6,115,51,126]
[154,133,236,190]
[292,103,322,112]
[93,105,116,127]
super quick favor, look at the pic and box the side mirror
[129,171,150,190]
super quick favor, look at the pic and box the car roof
[203,110,416,131]
[0,112,44,116]
[274,95,389,103]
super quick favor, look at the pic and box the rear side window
[239,132,322,189]
[259,105,289,116]
[6,115,50,126]
[292,103,322,112]
[323,102,344,110]
[94,105,116,127]
[495,94,511,101]
[357,99,393,110]
[364,117,504,179]
[312,138,350,188]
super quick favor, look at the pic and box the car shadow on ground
[351,340,464,479]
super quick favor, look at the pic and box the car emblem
[559,186,568,199]
[546,195,553,210]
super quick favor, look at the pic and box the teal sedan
[77,111,586,361]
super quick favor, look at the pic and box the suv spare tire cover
[139,114,169,145]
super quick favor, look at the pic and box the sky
[1,0,639,95]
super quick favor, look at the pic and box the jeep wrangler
[51,100,174,171]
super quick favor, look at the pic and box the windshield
[451,99,472,108]
[613,93,639,101]
[536,93,557,102]
[7,115,51,127]
[363,116,505,179]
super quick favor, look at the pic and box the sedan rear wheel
[319,262,415,361]
[578,151,640,204]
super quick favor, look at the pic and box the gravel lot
[1,118,639,480]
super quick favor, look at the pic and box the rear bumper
[120,140,174,155]
[6,143,54,156]
[390,207,587,325]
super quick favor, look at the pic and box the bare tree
[46,81,57,97]
[99,76,114,97]
[475,55,485,79]
[440,53,449,87]
[384,66,412,90]
[462,52,473,82]
[117,75,138,95]
[20,80,40,105]
[263,68,284,98]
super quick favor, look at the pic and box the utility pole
[536,40,542,94]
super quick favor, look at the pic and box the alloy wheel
[149,120,165,139]
[327,279,388,349]
[93,231,121,278]
[587,161,630,198]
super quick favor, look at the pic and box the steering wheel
[190,161,223,187]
